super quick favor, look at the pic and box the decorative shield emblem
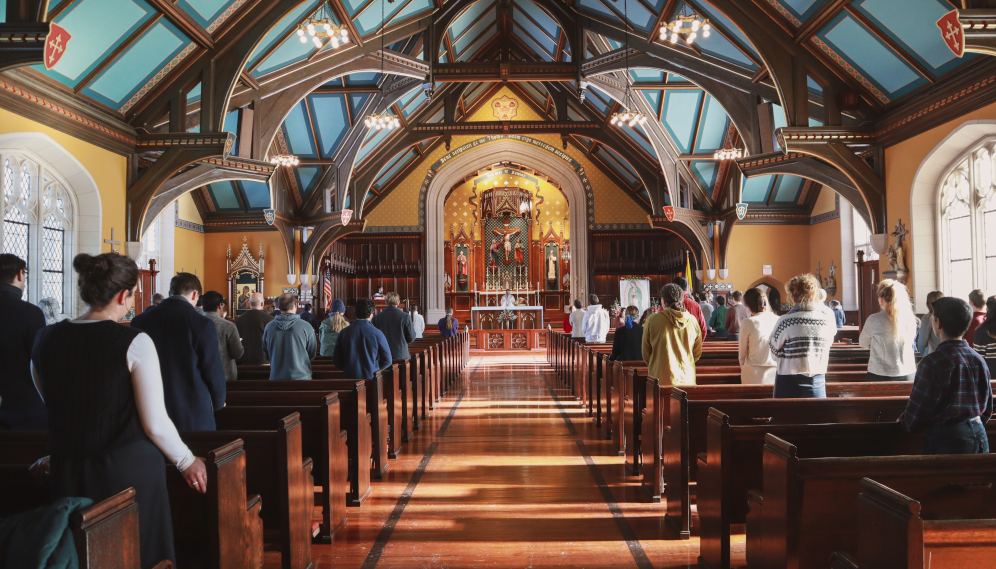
[736,202,748,220]
[491,95,519,121]
[44,23,72,70]
[663,205,675,222]
[263,209,275,225]
[341,209,352,226]
[937,10,964,58]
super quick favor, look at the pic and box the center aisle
[309,355,742,568]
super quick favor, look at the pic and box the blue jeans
[714,330,728,338]
[924,418,989,455]
[773,374,826,398]
[727,334,739,341]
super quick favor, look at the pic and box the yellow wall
[0,108,127,253]
[810,216,843,302]
[884,99,996,296]
[724,225,812,296]
[174,193,204,277]
[365,86,646,228]
[202,230,291,300]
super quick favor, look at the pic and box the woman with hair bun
[769,274,838,398]
[917,290,945,356]
[30,253,208,568]
[859,279,919,381]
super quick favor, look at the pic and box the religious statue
[891,219,909,272]
[513,239,525,265]
[492,219,522,264]
[886,245,898,272]
[825,261,837,290]
[547,250,557,281]
[457,251,468,277]
[489,240,502,268]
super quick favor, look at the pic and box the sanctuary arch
[423,138,591,323]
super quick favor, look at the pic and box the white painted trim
[0,133,101,318]
[909,121,996,312]
[423,141,590,323]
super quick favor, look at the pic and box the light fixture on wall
[609,0,647,128]
[661,9,710,45]
[296,2,349,49]
[713,148,743,161]
[270,154,300,167]
[363,0,400,132]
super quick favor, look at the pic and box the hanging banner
[937,10,965,58]
[44,24,72,70]
[341,209,353,225]
[263,209,275,225]
[664,205,675,222]
[736,203,748,220]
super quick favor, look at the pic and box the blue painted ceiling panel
[87,22,187,106]
[356,116,394,164]
[392,0,433,22]
[772,175,804,203]
[295,166,321,197]
[42,0,153,84]
[640,89,662,113]
[450,0,493,40]
[821,13,923,96]
[695,25,757,68]
[596,147,638,185]
[577,0,620,25]
[453,16,495,54]
[631,69,665,82]
[354,0,408,35]
[344,72,381,85]
[208,181,241,210]
[374,149,416,188]
[513,27,553,61]
[515,0,559,38]
[246,0,319,69]
[309,94,349,157]
[662,90,703,153]
[253,30,315,76]
[807,76,823,94]
[742,175,774,203]
[668,73,690,82]
[687,0,759,60]
[693,95,729,153]
[620,123,655,158]
[781,0,823,19]
[514,11,556,54]
[177,0,234,27]
[239,180,271,209]
[691,161,718,189]
[401,91,428,117]
[282,101,317,157]
[854,0,966,73]
[349,93,369,115]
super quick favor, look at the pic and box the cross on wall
[103,228,121,253]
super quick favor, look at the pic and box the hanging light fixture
[660,7,710,45]
[363,0,399,131]
[269,154,300,167]
[609,0,647,128]
[296,2,349,50]
[713,148,743,161]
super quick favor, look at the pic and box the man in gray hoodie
[263,293,317,380]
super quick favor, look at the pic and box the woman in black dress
[30,253,208,568]
[609,305,645,361]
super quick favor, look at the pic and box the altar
[470,305,544,330]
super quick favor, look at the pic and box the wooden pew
[0,435,266,569]
[745,434,996,569]
[698,412,991,569]
[216,393,347,544]
[829,478,996,569]
[230,371,390,481]
[0,483,172,569]
[225,384,372,508]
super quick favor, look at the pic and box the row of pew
[546,330,996,569]
[0,330,470,569]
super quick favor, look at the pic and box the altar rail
[469,329,546,351]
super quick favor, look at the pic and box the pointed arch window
[0,154,75,313]
[938,140,996,301]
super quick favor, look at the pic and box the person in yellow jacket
[643,283,703,386]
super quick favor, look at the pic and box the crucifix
[815,261,823,281]
[492,219,522,263]
[104,228,122,253]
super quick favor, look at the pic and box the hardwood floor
[288,355,747,568]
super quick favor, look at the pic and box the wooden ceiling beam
[842,4,935,83]
[146,0,214,49]
[74,13,163,93]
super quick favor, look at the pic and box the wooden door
[856,252,878,329]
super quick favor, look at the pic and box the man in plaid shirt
[900,297,992,454]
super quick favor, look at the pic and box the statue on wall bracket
[883,219,910,285]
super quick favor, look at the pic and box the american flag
[323,268,332,311]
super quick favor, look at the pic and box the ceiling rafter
[73,12,164,94]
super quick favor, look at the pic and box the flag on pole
[323,268,332,311]
[685,252,692,283]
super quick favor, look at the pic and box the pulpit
[134,259,159,316]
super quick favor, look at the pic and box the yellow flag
[685,254,692,283]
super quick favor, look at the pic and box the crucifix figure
[492,219,522,264]
[104,228,122,253]
[815,261,823,282]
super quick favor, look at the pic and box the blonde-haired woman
[319,299,349,356]
[916,290,945,356]
[769,274,838,397]
[859,279,919,381]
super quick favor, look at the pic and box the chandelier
[661,12,710,45]
[364,114,400,130]
[296,3,349,49]
[609,0,647,129]
[713,148,743,161]
[363,0,400,132]
[269,154,300,167]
